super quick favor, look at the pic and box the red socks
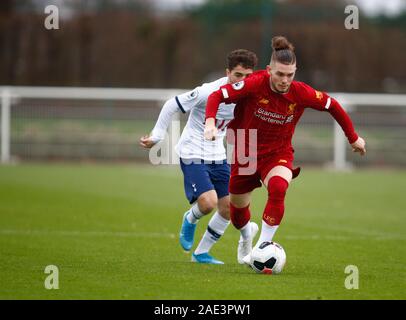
[230,175,289,229]
[230,202,251,229]
[263,176,289,226]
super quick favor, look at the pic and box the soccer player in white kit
[140,49,258,264]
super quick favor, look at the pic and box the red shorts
[229,148,294,194]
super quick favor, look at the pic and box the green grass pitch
[0,163,405,299]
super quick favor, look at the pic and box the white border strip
[221,88,229,99]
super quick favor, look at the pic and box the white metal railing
[1,86,184,101]
[1,89,11,163]
[0,86,185,164]
[331,93,406,169]
[1,86,406,168]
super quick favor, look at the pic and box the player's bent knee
[230,192,251,208]
[218,205,230,220]
[267,175,289,198]
[230,202,251,229]
[264,166,292,187]
[218,208,230,220]
[197,191,218,214]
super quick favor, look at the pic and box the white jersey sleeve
[174,87,205,114]
[150,97,180,143]
[175,77,236,161]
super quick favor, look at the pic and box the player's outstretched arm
[205,74,258,141]
[300,83,367,157]
[139,97,180,149]
[305,91,366,157]
[327,99,367,157]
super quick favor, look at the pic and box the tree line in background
[1,0,405,92]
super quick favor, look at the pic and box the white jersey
[150,77,235,161]
[175,77,235,161]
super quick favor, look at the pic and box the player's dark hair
[227,49,258,70]
[271,36,296,65]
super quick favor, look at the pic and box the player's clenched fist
[139,135,157,149]
[351,136,366,156]
[204,118,218,141]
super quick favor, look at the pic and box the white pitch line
[0,229,176,239]
[305,223,406,240]
[279,234,406,241]
[0,229,404,241]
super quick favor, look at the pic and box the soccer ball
[249,241,286,274]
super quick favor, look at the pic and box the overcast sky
[151,0,406,16]
[354,0,406,16]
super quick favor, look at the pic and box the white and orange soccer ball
[249,241,286,275]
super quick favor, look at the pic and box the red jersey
[206,70,358,157]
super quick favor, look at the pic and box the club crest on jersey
[187,90,198,100]
[287,103,296,114]
[232,80,245,90]
[259,98,269,105]
[315,90,323,100]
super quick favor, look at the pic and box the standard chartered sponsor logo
[257,108,286,119]
[255,109,286,125]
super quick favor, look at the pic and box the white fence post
[333,102,353,171]
[1,88,11,164]
[333,121,347,170]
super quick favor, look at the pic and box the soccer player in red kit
[204,36,366,264]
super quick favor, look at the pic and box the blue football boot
[191,252,224,264]
[179,211,197,252]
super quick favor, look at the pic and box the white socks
[194,212,230,255]
[186,203,205,224]
[239,222,252,240]
[254,221,279,249]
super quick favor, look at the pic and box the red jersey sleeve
[296,82,358,144]
[295,82,331,111]
[205,71,264,120]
